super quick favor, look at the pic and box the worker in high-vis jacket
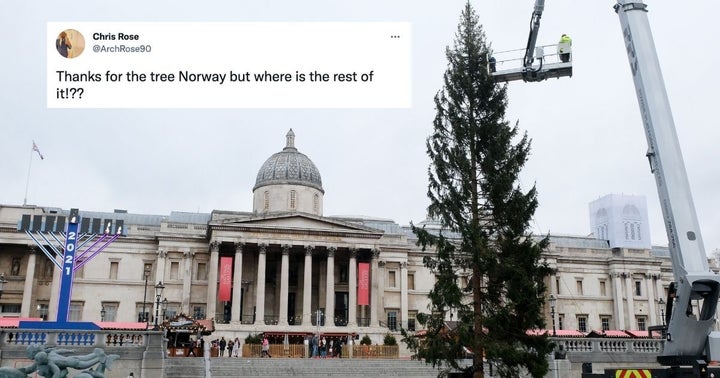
[559,34,572,63]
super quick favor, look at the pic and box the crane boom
[614,0,720,366]
[523,0,545,68]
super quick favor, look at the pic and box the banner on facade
[219,256,233,301]
[358,262,370,305]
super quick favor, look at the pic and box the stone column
[348,248,358,327]
[207,241,220,321]
[48,257,62,321]
[325,247,336,326]
[370,249,380,327]
[279,244,291,326]
[182,249,194,312]
[625,273,635,329]
[400,261,408,330]
[255,243,267,325]
[20,247,37,317]
[646,273,657,326]
[302,245,313,326]
[156,248,167,284]
[232,242,244,323]
[612,272,625,330]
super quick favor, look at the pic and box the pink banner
[219,256,233,302]
[358,262,370,305]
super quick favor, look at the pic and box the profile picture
[55,29,85,58]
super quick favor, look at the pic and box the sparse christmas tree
[403,2,553,377]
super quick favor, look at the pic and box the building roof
[254,129,324,192]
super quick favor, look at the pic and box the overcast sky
[2,1,719,254]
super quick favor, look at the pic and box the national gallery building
[0,130,692,342]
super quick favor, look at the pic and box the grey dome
[254,129,324,192]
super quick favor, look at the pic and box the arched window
[313,194,319,214]
[290,190,297,210]
[263,191,269,211]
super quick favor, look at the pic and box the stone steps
[164,357,443,378]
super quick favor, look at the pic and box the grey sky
[1,1,719,253]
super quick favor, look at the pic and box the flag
[358,262,370,305]
[218,256,233,301]
[32,141,44,160]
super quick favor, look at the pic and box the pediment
[212,213,382,235]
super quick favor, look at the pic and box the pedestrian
[261,336,272,358]
[320,337,327,359]
[558,33,572,63]
[186,338,196,357]
[227,339,233,357]
[232,337,240,357]
[311,334,318,358]
[219,337,227,357]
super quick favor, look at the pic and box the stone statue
[0,345,119,378]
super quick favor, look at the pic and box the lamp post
[549,294,557,336]
[0,273,7,299]
[101,306,106,322]
[142,267,150,326]
[153,281,165,330]
[162,298,168,322]
[658,298,666,326]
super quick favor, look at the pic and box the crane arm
[523,0,545,69]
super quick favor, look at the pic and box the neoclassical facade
[0,130,706,343]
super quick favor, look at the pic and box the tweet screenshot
[47,22,411,108]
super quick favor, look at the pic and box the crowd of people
[309,335,344,358]
[182,334,348,358]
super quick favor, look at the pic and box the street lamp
[658,298,666,326]
[142,267,150,326]
[161,298,168,322]
[101,306,106,322]
[153,281,165,330]
[549,294,557,336]
[0,273,7,299]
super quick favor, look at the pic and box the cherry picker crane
[493,1,720,376]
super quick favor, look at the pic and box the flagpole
[23,144,34,206]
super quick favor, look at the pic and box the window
[408,272,415,290]
[556,278,561,295]
[137,304,149,323]
[42,259,54,278]
[339,266,348,283]
[69,302,83,321]
[313,194,319,214]
[102,302,119,322]
[558,314,564,330]
[601,316,611,331]
[460,276,468,289]
[637,316,647,331]
[290,190,297,210]
[196,262,207,281]
[577,315,588,332]
[109,261,119,280]
[11,257,21,276]
[387,311,398,331]
[263,191,269,211]
[599,280,607,296]
[635,280,642,296]
[388,271,397,288]
[576,279,583,296]
[193,305,206,320]
[408,311,417,332]
[165,303,180,321]
[37,303,49,320]
[170,261,179,280]
[1,304,21,314]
